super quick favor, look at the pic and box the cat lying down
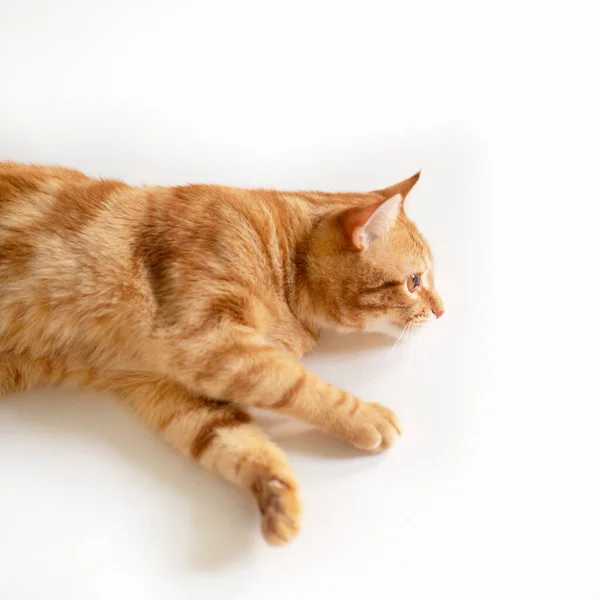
[0,162,443,545]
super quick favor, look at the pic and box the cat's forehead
[398,254,430,275]
[392,222,433,272]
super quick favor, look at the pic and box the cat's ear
[378,171,421,210]
[341,171,421,251]
[341,194,402,251]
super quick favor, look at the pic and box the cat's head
[302,172,443,336]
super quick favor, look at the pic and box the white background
[1,1,599,598]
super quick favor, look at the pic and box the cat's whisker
[385,335,402,359]
[403,323,415,366]
[385,323,409,359]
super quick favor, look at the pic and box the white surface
[1,1,599,598]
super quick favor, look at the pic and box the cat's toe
[351,403,402,453]
[252,477,302,546]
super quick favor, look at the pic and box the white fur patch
[364,319,406,338]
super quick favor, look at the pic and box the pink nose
[433,308,444,319]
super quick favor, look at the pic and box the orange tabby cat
[0,162,443,546]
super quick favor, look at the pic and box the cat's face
[305,173,444,336]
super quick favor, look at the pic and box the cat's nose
[433,308,444,319]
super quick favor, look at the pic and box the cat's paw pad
[352,402,402,452]
[252,477,302,546]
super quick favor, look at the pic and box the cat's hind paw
[252,476,302,546]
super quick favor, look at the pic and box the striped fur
[0,162,443,545]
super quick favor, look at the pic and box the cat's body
[0,161,443,545]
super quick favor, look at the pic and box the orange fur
[0,161,443,545]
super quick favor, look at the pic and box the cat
[0,161,444,546]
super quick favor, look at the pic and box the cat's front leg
[163,331,402,452]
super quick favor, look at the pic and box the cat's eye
[407,273,420,292]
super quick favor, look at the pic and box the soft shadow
[277,428,372,460]
[310,330,394,357]
[252,410,377,460]
[2,390,257,570]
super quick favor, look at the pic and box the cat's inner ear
[341,194,402,251]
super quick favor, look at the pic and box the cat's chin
[318,320,406,338]
[363,319,408,339]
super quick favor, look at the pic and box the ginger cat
[0,162,443,546]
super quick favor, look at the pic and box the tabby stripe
[83,368,96,387]
[0,238,35,278]
[190,413,251,459]
[234,455,247,475]
[195,345,272,385]
[335,391,350,407]
[221,361,265,400]
[157,411,178,432]
[271,373,306,409]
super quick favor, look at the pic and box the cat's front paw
[349,402,402,452]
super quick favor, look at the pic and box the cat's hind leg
[107,372,302,546]
[0,352,301,546]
